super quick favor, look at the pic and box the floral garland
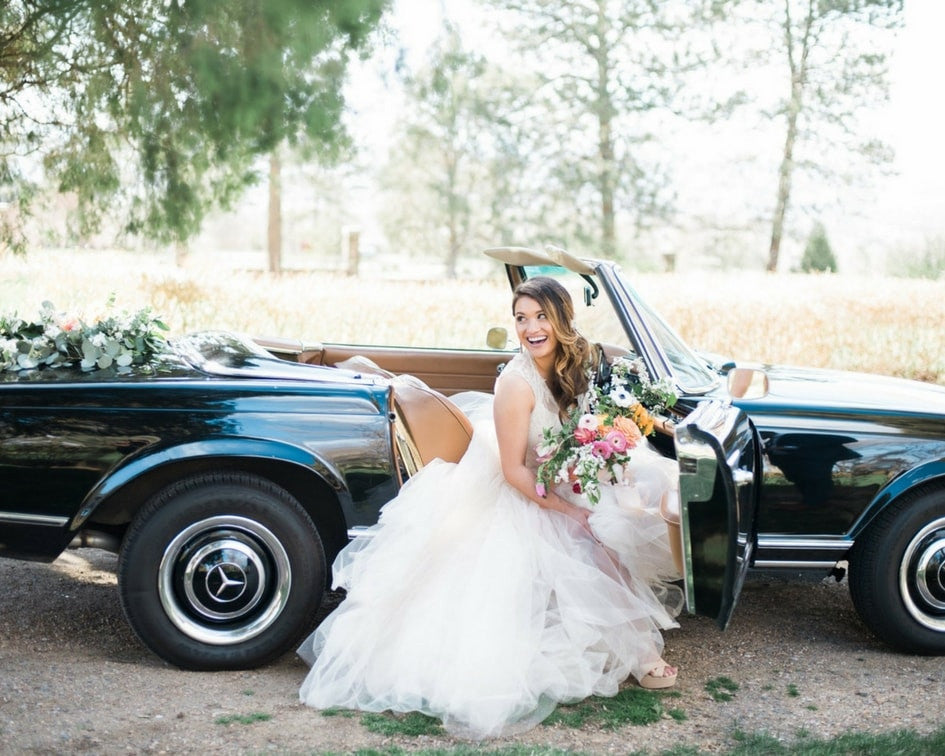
[0,299,169,373]
[535,356,678,505]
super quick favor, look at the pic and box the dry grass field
[2,247,943,384]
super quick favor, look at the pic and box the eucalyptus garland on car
[0,298,169,372]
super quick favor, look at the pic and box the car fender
[849,458,945,538]
[72,437,348,530]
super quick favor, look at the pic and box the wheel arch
[76,440,352,572]
[849,460,945,540]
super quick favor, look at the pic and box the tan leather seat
[391,377,473,479]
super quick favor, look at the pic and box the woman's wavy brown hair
[512,276,592,417]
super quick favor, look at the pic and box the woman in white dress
[299,276,681,739]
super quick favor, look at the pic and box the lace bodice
[496,351,561,471]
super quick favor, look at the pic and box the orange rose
[613,415,642,446]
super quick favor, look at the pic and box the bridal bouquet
[535,356,677,505]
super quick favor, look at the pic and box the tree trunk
[174,241,189,267]
[445,152,459,279]
[596,4,616,259]
[343,227,360,276]
[767,110,797,272]
[599,116,616,259]
[768,0,812,273]
[267,150,282,274]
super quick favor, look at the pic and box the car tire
[118,472,326,670]
[849,487,945,654]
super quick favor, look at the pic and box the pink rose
[592,440,614,459]
[605,430,628,453]
[573,426,597,445]
[535,482,547,498]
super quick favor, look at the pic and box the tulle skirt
[299,417,682,740]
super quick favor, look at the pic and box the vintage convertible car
[2,246,944,670]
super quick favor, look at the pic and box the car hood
[736,363,945,418]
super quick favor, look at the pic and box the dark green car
[3,248,945,669]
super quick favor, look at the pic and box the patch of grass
[705,676,739,702]
[241,688,254,696]
[786,683,799,697]
[728,725,945,755]
[347,749,585,756]
[805,704,818,711]
[667,707,688,722]
[321,707,356,718]
[325,728,945,756]
[542,687,664,730]
[361,711,445,737]
[214,712,271,726]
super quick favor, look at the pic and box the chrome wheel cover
[899,516,945,632]
[158,516,291,645]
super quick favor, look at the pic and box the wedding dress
[298,350,682,739]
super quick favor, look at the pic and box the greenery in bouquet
[535,356,678,505]
[0,298,169,373]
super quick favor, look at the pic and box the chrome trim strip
[757,536,851,552]
[0,511,69,526]
[754,536,850,569]
[753,559,840,569]
[347,526,374,539]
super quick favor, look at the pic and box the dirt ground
[1,548,944,755]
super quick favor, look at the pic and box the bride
[299,275,682,739]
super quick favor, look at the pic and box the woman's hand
[563,501,591,529]
[539,490,593,532]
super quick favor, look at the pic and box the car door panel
[674,400,759,629]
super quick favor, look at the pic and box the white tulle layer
[299,419,681,740]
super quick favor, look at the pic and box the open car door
[674,400,760,629]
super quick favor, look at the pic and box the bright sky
[346,0,944,265]
[882,0,945,236]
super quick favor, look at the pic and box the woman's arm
[493,373,591,528]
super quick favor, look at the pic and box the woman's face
[514,295,559,364]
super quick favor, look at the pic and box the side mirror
[727,367,769,400]
[486,327,509,350]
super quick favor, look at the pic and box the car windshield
[611,269,719,392]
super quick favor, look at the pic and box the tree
[0,0,388,255]
[799,221,836,272]
[478,0,725,259]
[379,22,513,277]
[758,0,902,272]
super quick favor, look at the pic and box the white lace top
[495,351,562,471]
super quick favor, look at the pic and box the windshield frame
[595,263,720,395]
